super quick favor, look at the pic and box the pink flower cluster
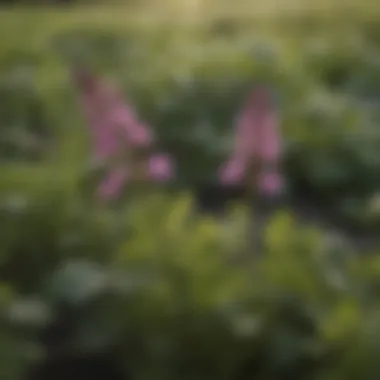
[219,87,284,197]
[73,68,283,200]
[72,68,175,200]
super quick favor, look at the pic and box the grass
[0,0,376,96]
[0,0,378,33]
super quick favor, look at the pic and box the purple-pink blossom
[219,86,284,197]
[219,157,246,186]
[74,70,154,160]
[148,153,175,182]
[72,67,175,200]
[96,167,129,200]
[257,171,283,196]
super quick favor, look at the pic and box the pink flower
[92,127,119,160]
[147,153,174,182]
[257,171,283,196]
[219,158,246,185]
[74,73,119,160]
[219,86,284,195]
[73,68,175,199]
[110,105,154,148]
[234,111,259,160]
[96,167,129,200]
[256,114,282,162]
[73,68,154,158]
[73,68,176,199]
[128,124,154,147]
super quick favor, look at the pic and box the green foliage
[0,7,379,228]
[1,179,380,379]
[0,3,379,379]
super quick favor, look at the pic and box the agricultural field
[0,1,379,379]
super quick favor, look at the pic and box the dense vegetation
[0,2,379,379]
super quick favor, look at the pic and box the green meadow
[0,1,379,379]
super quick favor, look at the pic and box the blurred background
[0,0,379,379]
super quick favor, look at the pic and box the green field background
[0,2,380,379]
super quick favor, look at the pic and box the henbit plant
[72,67,175,200]
[219,85,283,199]
[218,85,284,251]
